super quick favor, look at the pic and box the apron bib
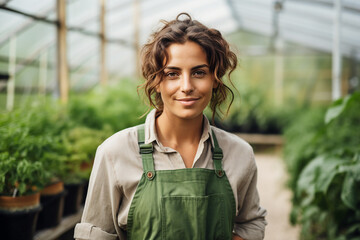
[127,125,236,240]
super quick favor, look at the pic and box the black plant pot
[81,181,89,204]
[36,190,66,230]
[0,205,42,240]
[63,182,85,216]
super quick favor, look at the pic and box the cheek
[159,81,178,96]
[199,80,216,95]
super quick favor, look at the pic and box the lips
[176,97,200,106]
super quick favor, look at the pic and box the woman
[74,13,266,240]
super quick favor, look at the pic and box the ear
[213,78,219,89]
[155,84,161,93]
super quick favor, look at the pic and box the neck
[155,112,204,148]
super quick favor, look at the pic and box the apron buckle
[139,143,154,154]
[212,147,223,160]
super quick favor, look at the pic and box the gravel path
[255,152,300,240]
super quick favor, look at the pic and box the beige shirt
[74,109,267,240]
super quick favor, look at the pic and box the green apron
[127,125,236,240]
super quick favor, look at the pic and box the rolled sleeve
[74,223,118,240]
[74,144,122,239]
[233,165,267,240]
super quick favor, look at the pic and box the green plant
[60,126,112,183]
[0,104,68,196]
[0,113,49,196]
[284,92,360,240]
[214,85,300,134]
[0,153,46,196]
[283,107,326,194]
[61,79,147,182]
[68,78,147,132]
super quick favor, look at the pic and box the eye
[165,71,179,79]
[193,70,206,78]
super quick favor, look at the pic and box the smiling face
[156,41,217,121]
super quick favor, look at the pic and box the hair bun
[176,12,192,21]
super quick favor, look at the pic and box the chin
[176,110,203,120]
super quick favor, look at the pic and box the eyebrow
[165,64,209,71]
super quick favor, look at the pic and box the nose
[180,74,194,94]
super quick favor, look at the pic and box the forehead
[165,41,208,67]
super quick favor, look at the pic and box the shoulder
[210,126,256,172]
[210,126,253,156]
[97,125,140,159]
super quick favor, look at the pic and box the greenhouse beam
[6,36,16,111]
[225,0,242,29]
[332,0,342,100]
[39,50,48,96]
[273,1,284,106]
[0,5,131,47]
[56,0,69,103]
[0,5,54,47]
[133,0,141,78]
[0,5,58,25]
[100,0,107,85]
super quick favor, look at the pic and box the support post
[133,0,140,78]
[332,0,342,100]
[56,0,69,103]
[39,50,48,96]
[6,36,16,111]
[100,0,107,85]
[272,1,284,106]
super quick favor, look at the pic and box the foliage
[68,78,147,132]
[283,107,326,194]
[0,105,67,196]
[284,92,360,240]
[60,126,112,183]
[62,79,147,183]
[214,85,300,134]
[0,79,147,193]
[0,154,46,196]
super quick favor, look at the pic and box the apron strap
[137,125,223,179]
[137,124,155,180]
[211,129,225,178]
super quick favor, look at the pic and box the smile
[176,98,200,106]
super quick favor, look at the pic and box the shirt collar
[144,109,215,148]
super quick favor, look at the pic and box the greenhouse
[0,0,359,239]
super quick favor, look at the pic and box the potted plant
[24,105,69,230]
[60,126,111,215]
[0,155,45,240]
[35,151,66,230]
[0,104,68,231]
[0,111,48,240]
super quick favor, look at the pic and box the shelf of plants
[34,207,83,240]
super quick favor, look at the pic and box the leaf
[324,95,348,124]
[341,172,358,210]
[341,161,360,210]
[325,92,360,124]
[297,155,343,204]
[346,222,360,236]
[18,182,26,195]
[339,160,360,181]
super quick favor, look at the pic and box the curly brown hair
[140,12,237,121]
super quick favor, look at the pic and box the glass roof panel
[0,10,28,37]
[67,0,98,29]
[6,0,54,15]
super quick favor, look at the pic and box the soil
[255,152,300,240]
